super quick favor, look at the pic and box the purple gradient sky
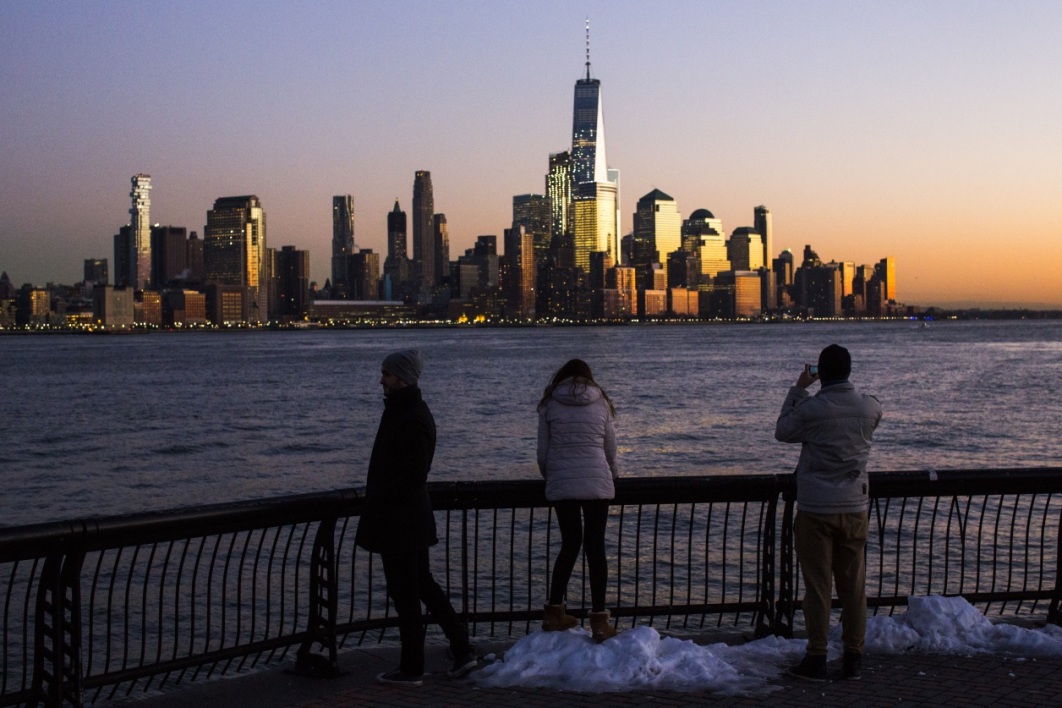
[2,1,1060,307]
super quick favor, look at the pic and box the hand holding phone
[797,363,819,388]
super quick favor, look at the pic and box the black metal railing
[2,468,1060,707]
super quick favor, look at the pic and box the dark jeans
[548,499,610,612]
[380,546,471,675]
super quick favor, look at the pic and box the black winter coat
[354,385,439,553]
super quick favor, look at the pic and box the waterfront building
[412,171,435,294]
[83,259,108,286]
[669,287,697,317]
[308,299,416,324]
[683,209,729,280]
[350,249,380,301]
[754,206,776,310]
[186,232,204,285]
[546,153,572,248]
[609,167,622,247]
[714,271,764,318]
[0,272,14,299]
[838,261,856,298]
[113,226,132,288]
[472,235,499,291]
[150,226,189,288]
[667,249,700,289]
[136,290,162,326]
[866,268,887,316]
[503,226,536,320]
[384,200,409,300]
[203,195,267,323]
[570,28,618,270]
[728,227,764,272]
[332,195,355,298]
[274,245,310,320]
[587,250,614,319]
[130,174,152,291]
[92,285,134,328]
[640,289,667,318]
[754,206,772,277]
[773,248,795,308]
[877,257,896,301]
[610,265,637,318]
[800,262,843,317]
[513,194,551,270]
[633,189,682,283]
[162,289,207,327]
[433,214,449,287]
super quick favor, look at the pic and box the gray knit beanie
[382,350,423,386]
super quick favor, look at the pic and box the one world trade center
[571,22,619,272]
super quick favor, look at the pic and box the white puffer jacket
[537,378,618,502]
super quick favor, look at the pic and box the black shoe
[788,655,827,682]
[376,669,424,686]
[842,651,862,680]
[447,649,478,678]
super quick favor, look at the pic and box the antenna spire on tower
[585,17,591,80]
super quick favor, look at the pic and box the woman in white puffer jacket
[536,358,619,642]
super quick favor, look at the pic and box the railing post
[754,491,777,638]
[460,507,470,622]
[1049,505,1062,626]
[294,516,340,677]
[773,475,797,638]
[30,548,85,708]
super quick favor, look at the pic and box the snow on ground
[475,596,1062,695]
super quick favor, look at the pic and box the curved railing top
[3,467,1061,564]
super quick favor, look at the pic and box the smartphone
[807,364,819,377]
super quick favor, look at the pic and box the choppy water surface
[2,320,1060,526]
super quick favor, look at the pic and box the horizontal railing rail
[1,468,1060,707]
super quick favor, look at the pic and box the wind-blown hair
[537,358,616,418]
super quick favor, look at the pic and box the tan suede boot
[589,610,617,643]
[542,603,578,631]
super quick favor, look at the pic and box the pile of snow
[475,596,1062,695]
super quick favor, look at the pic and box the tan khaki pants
[794,510,868,656]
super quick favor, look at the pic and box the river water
[2,320,1060,527]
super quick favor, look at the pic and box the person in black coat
[354,350,476,686]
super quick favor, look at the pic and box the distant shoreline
[2,308,1060,336]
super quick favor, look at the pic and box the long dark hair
[537,358,616,417]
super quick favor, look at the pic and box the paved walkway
[130,633,1062,708]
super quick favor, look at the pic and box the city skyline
[2,2,1061,308]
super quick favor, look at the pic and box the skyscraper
[876,257,896,301]
[433,214,449,285]
[683,209,729,280]
[754,206,772,270]
[633,189,682,282]
[513,194,551,269]
[547,152,572,245]
[332,195,355,297]
[728,227,765,271]
[412,171,435,293]
[274,245,310,320]
[384,200,409,300]
[130,174,152,290]
[204,195,267,323]
[503,225,536,320]
[570,23,618,270]
[150,225,189,287]
[84,259,108,286]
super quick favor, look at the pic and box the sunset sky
[2,1,1060,308]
